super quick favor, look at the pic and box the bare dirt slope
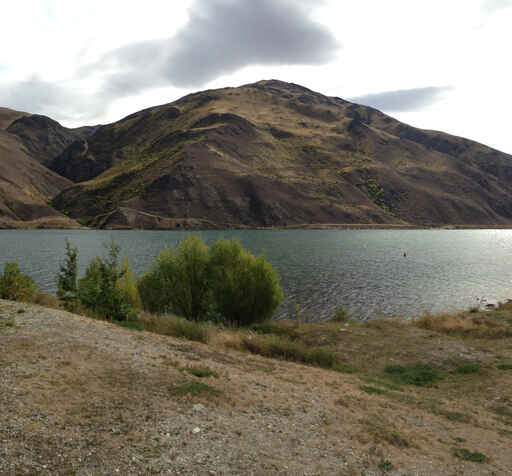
[2,299,512,475]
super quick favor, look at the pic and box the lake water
[1,229,512,320]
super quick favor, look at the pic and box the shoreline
[5,222,512,231]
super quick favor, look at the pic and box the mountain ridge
[2,80,512,229]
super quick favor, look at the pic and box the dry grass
[137,312,210,343]
[3,298,512,474]
[412,307,512,338]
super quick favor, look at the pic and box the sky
[1,0,511,153]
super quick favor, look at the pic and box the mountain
[6,114,100,167]
[49,80,512,228]
[2,80,512,229]
[0,108,80,228]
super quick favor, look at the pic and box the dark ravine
[2,80,512,229]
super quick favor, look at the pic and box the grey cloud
[1,0,338,123]
[350,87,452,112]
[482,0,512,13]
[0,76,106,122]
[86,0,339,96]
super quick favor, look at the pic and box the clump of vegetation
[455,362,481,374]
[168,381,220,397]
[497,363,512,370]
[329,305,350,323]
[209,238,284,326]
[378,459,394,472]
[250,320,299,339]
[439,410,471,423]
[117,257,142,311]
[332,362,360,374]
[241,334,338,370]
[413,310,512,338]
[361,414,410,448]
[452,448,488,463]
[184,366,217,378]
[115,320,144,331]
[0,262,38,301]
[56,240,78,310]
[139,235,211,320]
[138,236,284,327]
[384,363,442,387]
[138,313,209,343]
[360,385,387,395]
[77,242,138,321]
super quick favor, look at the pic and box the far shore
[5,222,512,231]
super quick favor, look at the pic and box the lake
[1,229,512,320]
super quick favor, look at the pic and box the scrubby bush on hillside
[209,238,284,326]
[0,262,38,301]
[77,242,137,321]
[138,235,284,326]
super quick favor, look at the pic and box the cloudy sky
[1,0,511,153]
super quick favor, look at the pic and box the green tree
[0,262,38,301]
[117,257,141,311]
[138,236,284,326]
[209,238,284,326]
[77,242,132,321]
[56,239,78,310]
[138,235,211,320]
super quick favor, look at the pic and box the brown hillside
[50,80,512,228]
[6,114,100,166]
[0,108,80,228]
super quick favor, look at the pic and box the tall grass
[138,313,209,343]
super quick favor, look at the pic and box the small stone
[192,427,201,434]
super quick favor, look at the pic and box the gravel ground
[1,299,511,475]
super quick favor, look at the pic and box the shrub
[77,242,133,321]
[452,448,488,463]
[497,363,512,370]
[384,363,442,387]
[138,236,284,327]
[0,263,37,301]
[455,362,481,374]
[138,235,211,320]
[56,239,78,310]
[185,366,217,378]
[168,381,220,397]
[137,272,168,314]
[241,334,339,370]
[117,258,141,310]
[329,305,350,323]
[138,313,209,343]
[209,238,284,326]
[250,320,299,339]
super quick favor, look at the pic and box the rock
[192,427,201,434]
